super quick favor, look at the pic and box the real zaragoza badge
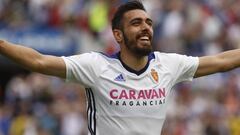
[150,69,158,83]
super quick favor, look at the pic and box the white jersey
[62,51,199,135]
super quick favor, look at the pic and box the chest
[90,65,174,118]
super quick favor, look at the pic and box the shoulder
[152,51,199,68]
[152,52,198,74]
[153,51,197,60]
[152,51,181,61]
[65,52,120,62]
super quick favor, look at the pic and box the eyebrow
[129,17,153,24]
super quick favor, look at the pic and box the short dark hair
[111,0,146,30]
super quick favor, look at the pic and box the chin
[135,47,152,56]
[139,43,152,49]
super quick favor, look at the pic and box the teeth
[140,36,149,40]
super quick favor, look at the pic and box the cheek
[150,29,154,36]
[124,32,136,41]
[124,27,138,36]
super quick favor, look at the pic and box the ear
[113,29,123,43]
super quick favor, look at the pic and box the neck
[119,51,148,71]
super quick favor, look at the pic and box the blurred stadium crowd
[1,0,240,135]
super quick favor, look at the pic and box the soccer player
[0,1,240,135]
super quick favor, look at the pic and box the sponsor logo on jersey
[110,88,165,100]
[114,74,125,82]
[109,88,166,107]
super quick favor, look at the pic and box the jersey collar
[110,52,155,76]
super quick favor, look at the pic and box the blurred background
[0,0,240,135]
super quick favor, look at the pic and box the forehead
[123,9,151,22]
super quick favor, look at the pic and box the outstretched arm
[194,49,240,78]
[0,40,66,78]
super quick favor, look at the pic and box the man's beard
[123,32,152,57]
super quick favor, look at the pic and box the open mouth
[139,36,150,41]
[137,33,152,42]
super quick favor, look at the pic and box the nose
[141,22,152,35]
[141,22,152,32]
[142,22,149,30]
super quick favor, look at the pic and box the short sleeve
[61,52,98,87]
[173,54,199,84]
[157,53,199,85]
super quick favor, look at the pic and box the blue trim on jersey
[108,52,155,75]
[109,52,119,59]
[86,88,96,135]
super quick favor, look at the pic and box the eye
[131,21,141,26]
[130,18,142,26]
[146,20,153,27]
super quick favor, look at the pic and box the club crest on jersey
[150,69,158,83]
